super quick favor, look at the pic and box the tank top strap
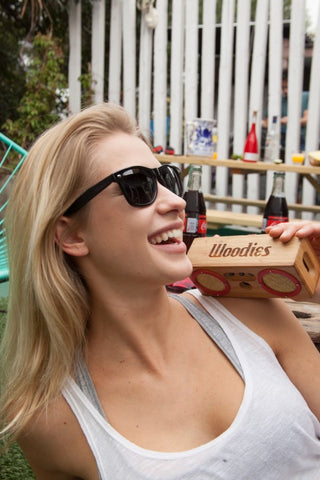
[169,292,244,379]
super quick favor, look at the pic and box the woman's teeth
[150,229,182,245]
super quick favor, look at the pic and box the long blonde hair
[0,102,148,442]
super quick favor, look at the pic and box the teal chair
[0,133,27,283]
[0,136,33,478]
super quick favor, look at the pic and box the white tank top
[63,291,320,479]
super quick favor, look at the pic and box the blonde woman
[1,103,320,480]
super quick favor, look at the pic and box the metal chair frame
[0,133,28,282]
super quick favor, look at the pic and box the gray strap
[75,354,106,418]
[170,293,244,379]
[74,357,105,480]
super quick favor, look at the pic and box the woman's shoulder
[183,292,306,352]
[213,296,307,349]
[18,393,98,479]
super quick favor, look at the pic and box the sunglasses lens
[119,165,182,207]
[158,166,183,196]
[120,168,156,206]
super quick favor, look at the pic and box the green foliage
[0,6,27,129]
[0,298,35,479]
[1,33,67,150]
[79,71,95,109]
[0,441,35,480]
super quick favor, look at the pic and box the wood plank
[266,0,283,196]
[305,1,320,154]
[207,209,262,228]
[153,0,168,148]
[68,0,82,114]
[285,0,306,211]
[303,1,320,219]
[216,0,235,208]
[267,0,282,139]
[122,0,136,117]
[108,0,122,104]
[204,195,320,214]
[169,0,185,154]
[200,0,217,197]
[156,154,320,174]
[285,299,320,345]
[184,0,199,122]
[285,0,306,164]
[232,0,251,211]
[138,12,153,136]
[247,0,269,214]
[201,0,216,119]
[91,0,106,104]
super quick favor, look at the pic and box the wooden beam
[156,154,320,175]
[285,299,320,346]
[205,194,320,214]
[206,209,262,228]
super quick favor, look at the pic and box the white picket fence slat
[76,0,320,220]
[200,0,217,195]
[200,0,216,120]
[169,0,185,154]
[68,0,82,114]
[246,0,269,215]
[91,0,106,104]
[231,0,251,214]
[215,0,235,211]
[152,0,168,149]
[138,13,153,136]
[285,0,306,217]
[265,0,283,199]
[303,3,320,220]
[108,0,122,104]
[122,0,136,118]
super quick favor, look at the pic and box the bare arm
[223,296,320,421]
[17,396,98,480]
[267,298,320,421]
[301,108,308,127]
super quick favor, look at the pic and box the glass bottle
[264,115,279,163]
[166,165,207,294]
[261,171,288,232]
[183,165,207,251]
[243,110,259,162]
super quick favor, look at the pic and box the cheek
[84,202,152,257]
[86,215,145,263]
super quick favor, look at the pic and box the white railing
[70,0,320,220]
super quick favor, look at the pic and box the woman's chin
[168,263,193,284]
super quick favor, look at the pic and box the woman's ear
[55,217,89,257]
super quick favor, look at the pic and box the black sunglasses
[64,164,183,216]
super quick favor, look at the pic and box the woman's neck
[85,286,182,373]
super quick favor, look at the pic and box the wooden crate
[188,234,320,299]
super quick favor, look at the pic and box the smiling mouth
[149,228,183,245]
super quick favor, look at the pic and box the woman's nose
[157,182,186,211]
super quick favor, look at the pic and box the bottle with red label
[183,164,207,251]
[243,110,259,162]
[261,171,288,232]
[166,165,207,293]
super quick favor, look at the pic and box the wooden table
[156,154,320,193]
[206,209,262,229]
[285,299,320,349]
[156,154,320,220]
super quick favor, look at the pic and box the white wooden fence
[68,0,320,220]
